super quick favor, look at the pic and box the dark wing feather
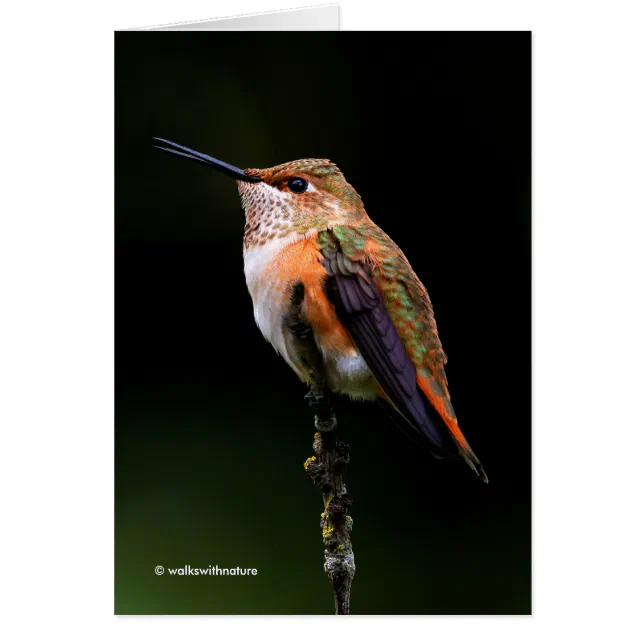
[323,257,453,455]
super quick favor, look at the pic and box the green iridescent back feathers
[317,225,456,420]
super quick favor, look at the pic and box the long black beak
[153,137,262,183]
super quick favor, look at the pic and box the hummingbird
[154,138,487,482]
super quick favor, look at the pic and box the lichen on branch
[304,383,355,615]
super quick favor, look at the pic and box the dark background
[115,32,531,615]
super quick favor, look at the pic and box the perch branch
[304,381,355,615]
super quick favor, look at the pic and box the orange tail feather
[416,375,488,483]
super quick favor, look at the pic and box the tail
[376,382,488,482]
[453,438,489,483]
[416,375,489,483]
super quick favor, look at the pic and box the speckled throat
[237,159,367,249]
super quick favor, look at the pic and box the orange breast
[266,236,356,357]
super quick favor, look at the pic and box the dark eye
[287,177,308,194]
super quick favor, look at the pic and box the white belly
[324,353,376,400]
[243,235,300,370]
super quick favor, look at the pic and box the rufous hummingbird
[154,138,487,482]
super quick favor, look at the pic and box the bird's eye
[287,177,308,194]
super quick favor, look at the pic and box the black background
[115,32,531,614]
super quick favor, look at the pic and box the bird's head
[153,139,366,247]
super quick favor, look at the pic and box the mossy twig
[304,382,355,615]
